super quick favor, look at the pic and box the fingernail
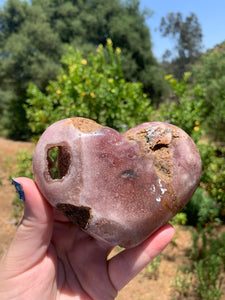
[12,178,25,201]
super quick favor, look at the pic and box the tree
[34,0,167,103]
[0,0,166,139]
[0,0,64,139]
[35,0,161,90]
[160,12,203,78]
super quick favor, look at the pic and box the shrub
[171,269,193,299]
[171,212,187,226]
[25,40,153,140]
[183,187,220,227]
[191,46,225,142]
[190,227,225,300]
[198,142,225,205]
[155,73,206,143]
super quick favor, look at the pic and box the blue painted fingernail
[12,178,25,201]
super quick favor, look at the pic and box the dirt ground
[0,137,224,300]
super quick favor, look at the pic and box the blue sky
[139,0,225,60]
[0,0,224,61]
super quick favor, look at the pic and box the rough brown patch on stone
[71,117,102,134]
[56,203,92,230]
[151,146,172,182]
[162,185,178,215]
[57,146,71,178]
[126,125,173,182]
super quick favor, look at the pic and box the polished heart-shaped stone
[33,118,201,248]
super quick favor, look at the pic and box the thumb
[6,177,53,271]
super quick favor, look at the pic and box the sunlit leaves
[25,41,153,139]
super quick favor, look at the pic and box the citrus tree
[25,39,153,139]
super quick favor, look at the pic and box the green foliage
[172,227,225,300]
[171,269,192,299]
[0,0,166,139]
[190,141,225,229]
[194,257,223,300]
[171,212,187,226]
[0,0,63,138]
[39,0,167,104]
[2,97,32,140]
[190,227,225,300]
[198,142,225,205]
[25,41,153,138]
[184,187,221,227]
[191,45,225,142]
[155,73,206,143]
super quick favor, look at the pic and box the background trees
[0,0,166,139]
[0,0,64,139]
[160,12,203,78]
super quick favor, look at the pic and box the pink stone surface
[33,118,202,248]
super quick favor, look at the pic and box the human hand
[0,177,174,300]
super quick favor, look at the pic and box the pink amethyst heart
[33,118,201,248]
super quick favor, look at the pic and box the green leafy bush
[190,227,225,300]
[191,45,225,142]
[171,269,192,299]
[184,187,220,226]
[194,256,223,300]
[171,212,187,226]
[199,142,225,205]
[171,226,225,300]
[155,73,206,143]
[161,47,225,144]
[25,40,153,139]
